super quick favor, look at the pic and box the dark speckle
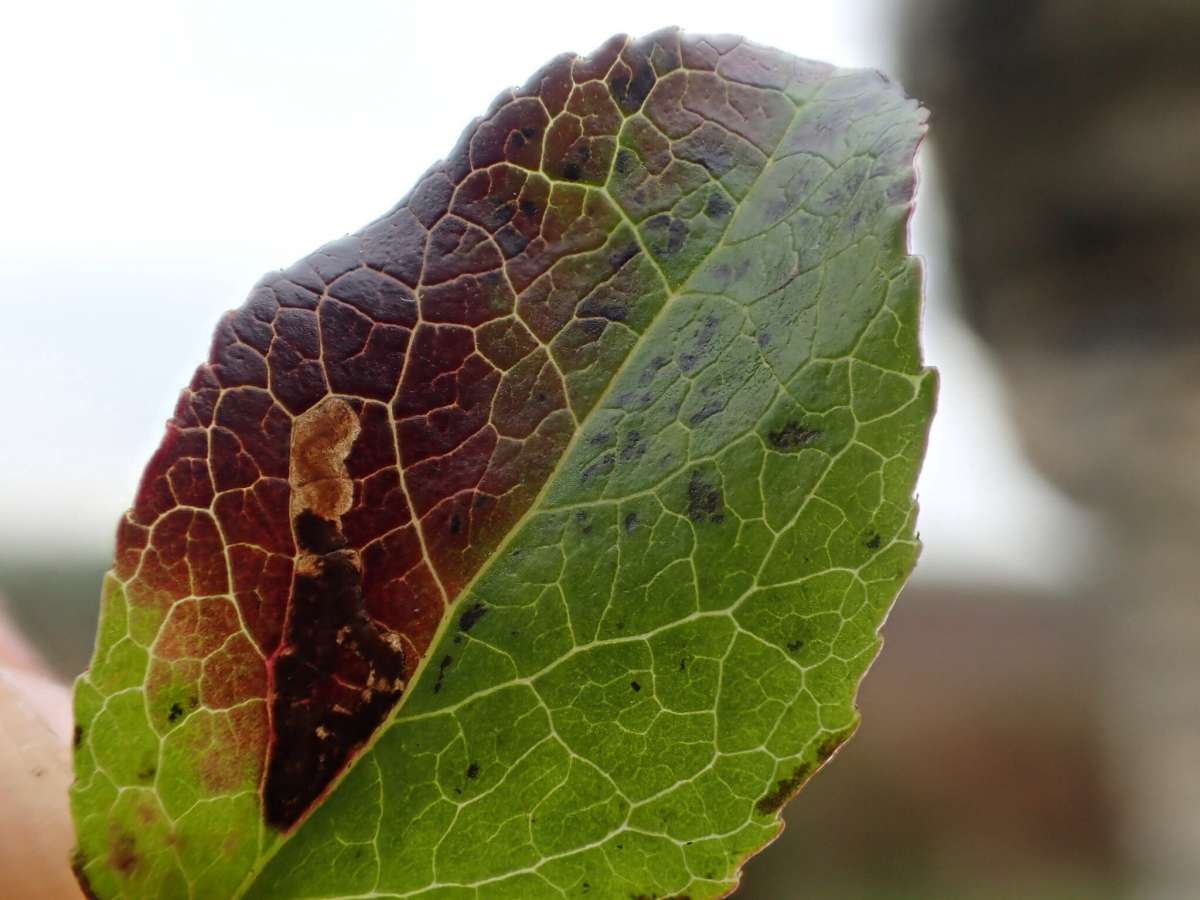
[614,148,636,175]
[581,452,616,482]
[167,703,184,724]
[686,470,724,524]
[496,225,530,257]
[449,512,463,535]
[865,532,882,550]
[679,657,688,672]
[689,399,722,426]
[705,192,733,219]
[519,199,539,218]
[619,430,645,462]
[630,681,641,692]
[768,421,823,452]
[623,512,639,534]
[466,762,480,779]
[433,655,454,693]
[787,639,804,653]
[609,241,639,270]
[458,601,488,633]
[136,764,156,782]
[645,215,689,256]
[666,218,687,255]
[580,318,606,338]
[563,161,582,181]
[637,355,670,387]
[611,57,655,112]
[521,126,537,139]
[491,202,516,227]
[73,725,83,748]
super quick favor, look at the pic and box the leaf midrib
[235,53,806,898]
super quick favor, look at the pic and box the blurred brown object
[0,597,79,898]
[902,2,1200,897]
[739,587,1121,899]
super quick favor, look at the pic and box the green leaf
[71,28,932,899]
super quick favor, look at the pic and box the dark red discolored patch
[105,28,795,835]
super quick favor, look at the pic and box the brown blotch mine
[264,395,409,829]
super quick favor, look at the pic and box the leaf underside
[71,28,933,900]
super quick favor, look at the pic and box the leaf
[71,28,932,899]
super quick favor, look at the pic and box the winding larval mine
[70,25,930,900]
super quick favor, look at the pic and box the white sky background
[0,0,1091,589]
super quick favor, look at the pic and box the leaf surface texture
[71,28,933,899]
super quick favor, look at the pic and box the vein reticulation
[71,27,930,900]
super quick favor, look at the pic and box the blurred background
[1,1,1194,897]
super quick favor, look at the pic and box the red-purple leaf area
[72,27,931,900]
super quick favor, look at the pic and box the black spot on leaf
[644,215,688,256]
[581,453,616,482]
[705,192,733,219]
[686,471,724,524]
[689,399,723,425]
[458,601,488,633]
[433,654,454,693]
[619,430,645,462]
[768,422,823,452]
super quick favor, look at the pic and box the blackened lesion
[686,470,725,525]
[767,421,823,452]
[264,511,407,830]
